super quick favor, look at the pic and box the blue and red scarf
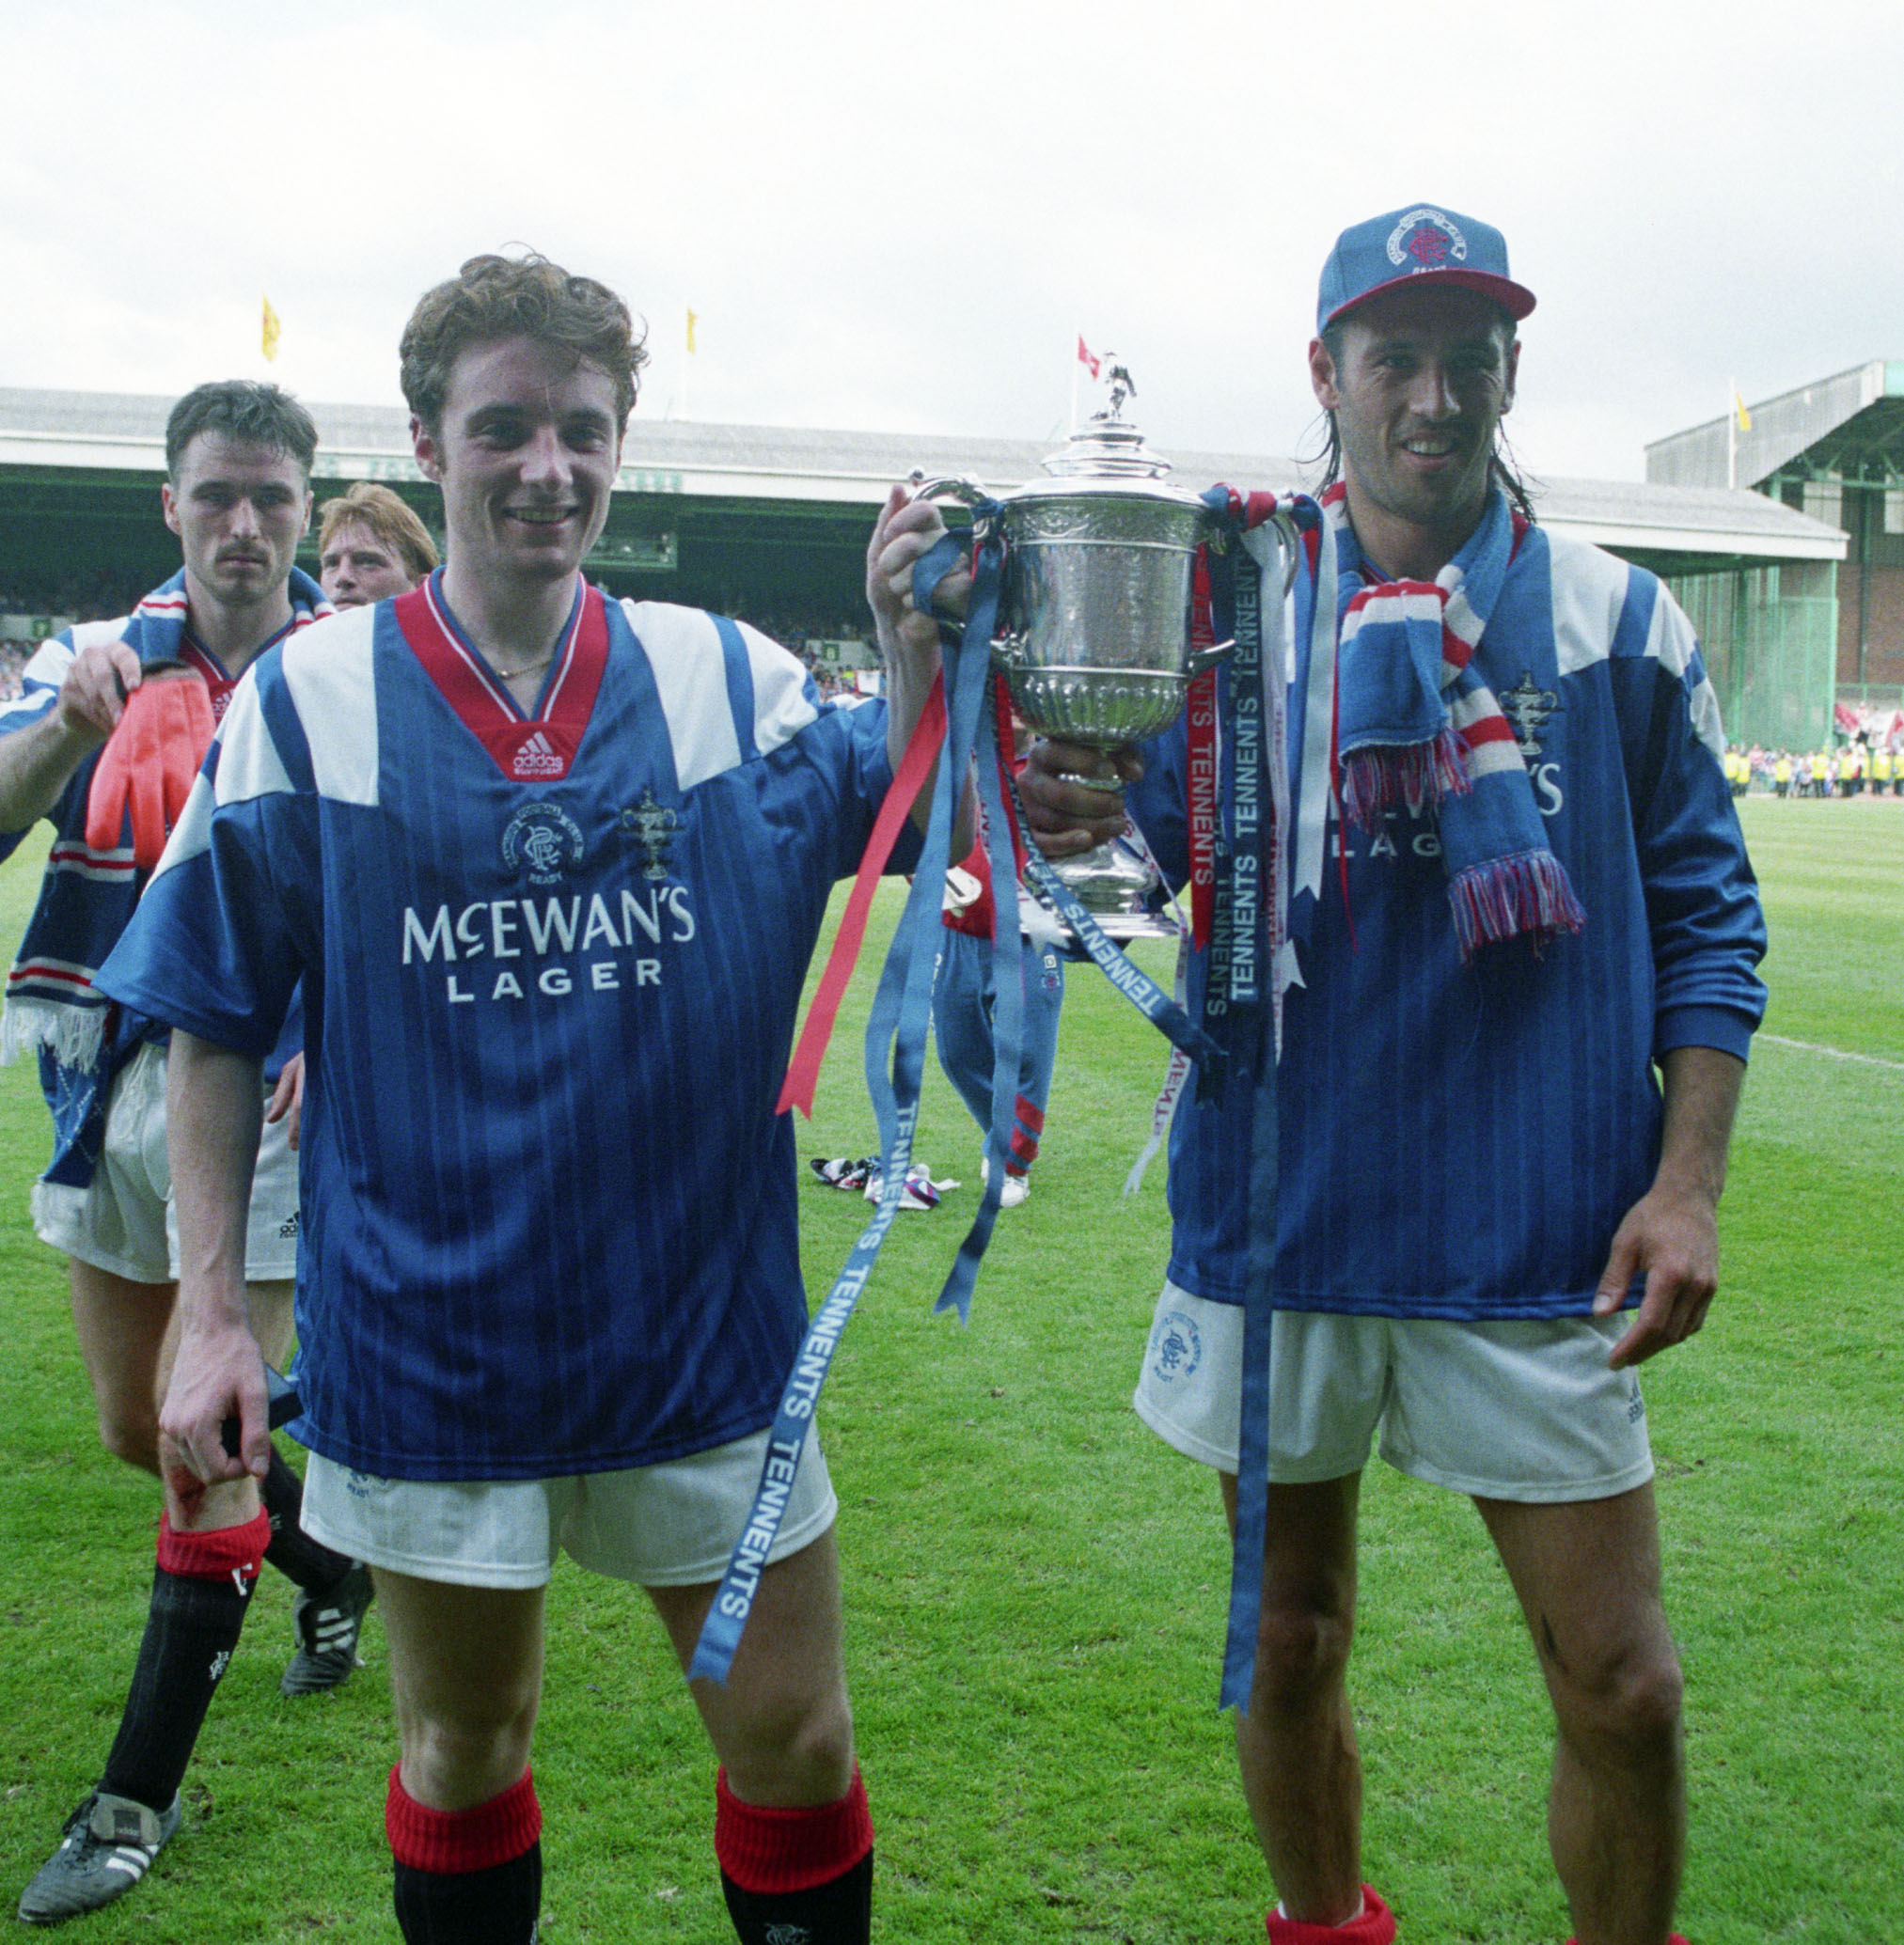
[1,567,330,1184]
[1323,483,1584,957]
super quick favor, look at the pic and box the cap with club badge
[1317,203,1536,334]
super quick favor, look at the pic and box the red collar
[394,573,609,784]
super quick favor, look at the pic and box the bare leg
[1476,1486,1685,1945]
[375,1572,545,1810]
[244,1278,295,1371]
[67,1259,175,1475]
[648,1526,856,1807]
[1221,1469,1364,1926]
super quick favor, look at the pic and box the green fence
[1666,560,1839,750]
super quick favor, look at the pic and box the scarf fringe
[1339,727,1470,830]
[1449,852,1587,962]
[0,995,109,1072]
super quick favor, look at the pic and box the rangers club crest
[1387,207,1468,272]
[501,802,586,886]
[622,788,679,882]
[1149,1309,1203,1386]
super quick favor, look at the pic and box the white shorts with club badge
[1134,1282,1655,1502]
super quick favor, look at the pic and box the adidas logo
[511,730,565,779]
[277,1213,300,1239]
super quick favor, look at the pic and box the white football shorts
[31,1040,300,1284]
[302,1426,839,1590]
[1134,1282,1655,1503]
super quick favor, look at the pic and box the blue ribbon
[690,517,1005,1684]
[1196,495,1277,1714]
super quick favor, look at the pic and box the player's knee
[732,1681,856,1802]
[1550,1629,1684,1759]
[96,1399,161,1474]
[401,1685,541,1801]
[1251,1592,1355,1712]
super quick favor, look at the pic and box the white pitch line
[1758,1033,1904,1074]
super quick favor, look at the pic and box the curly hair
[317,482,438,584]
[165,381,318,482]
[400,252,649,437]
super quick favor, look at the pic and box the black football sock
[98,1510,268,1812]
[261,1444,355,1592]
[719,1850,873,1944]
[392,1850,543,1945]
[714,1765,873,1945]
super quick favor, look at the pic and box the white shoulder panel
[620,601,743,791]
[1647,592,1727,757]
[279,605,382,807]
[1546,534,1632,678]
[737,618,822,758]
[211,677,297,809]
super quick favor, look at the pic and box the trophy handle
[908,471,993,530]
[1262,510,1302,596]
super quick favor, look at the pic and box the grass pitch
[0,795,1898,1942]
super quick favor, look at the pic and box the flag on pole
[686,307,699,355]
[1732,387,1752,432]
[261,295,281,363]
[1077,333,1100,380]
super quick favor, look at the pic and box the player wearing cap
[96,253,947,1945]
[1021,204,1764,1945]
[3,382,381,1928]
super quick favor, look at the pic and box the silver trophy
[916,369,1295,939]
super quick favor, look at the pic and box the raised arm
[0,638,145,832]
[865,483,973,839]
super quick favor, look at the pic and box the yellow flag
[1733,388,1751,433]
[262,295,282,363]
[685,307,699,355]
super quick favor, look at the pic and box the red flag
[1077,334,1100,380]
[1833,701,1860,734]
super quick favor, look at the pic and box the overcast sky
[6,0,1899,485]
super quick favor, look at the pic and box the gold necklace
[487,648,556,682]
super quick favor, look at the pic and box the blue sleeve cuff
[1655,1004,1758,1064]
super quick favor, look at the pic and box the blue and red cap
[1316,204,1535,334]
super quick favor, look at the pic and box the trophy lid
[1039,409,1175,480]
[1039,358,1181,482]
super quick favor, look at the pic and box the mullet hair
[317,481,438,584]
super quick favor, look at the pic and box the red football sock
[386,1766,542,1945]
[716,1766,873,1943]
[1267,1885,1396,1945]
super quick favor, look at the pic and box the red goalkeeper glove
[85,672,216,870]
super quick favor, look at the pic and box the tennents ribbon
[691,522,1006,1685]
[1194,490,1329,1714]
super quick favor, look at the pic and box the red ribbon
[777,671,947,1118]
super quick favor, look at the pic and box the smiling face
[319,522,420,607]
[411,336,622,596]
[1309,284,1518,580]
[161,431,312,616]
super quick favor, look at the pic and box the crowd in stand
[1724,739,1904,797]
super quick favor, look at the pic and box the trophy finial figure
[1102,356,1138,419]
